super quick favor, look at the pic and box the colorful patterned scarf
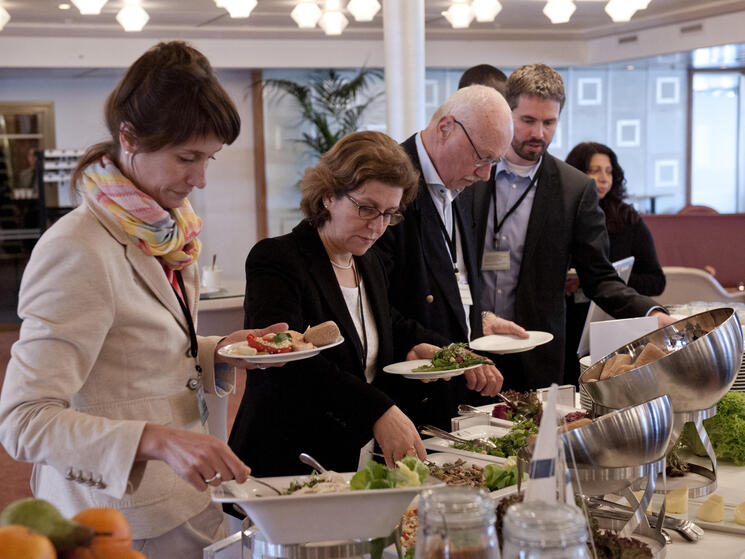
[82,157,202,270]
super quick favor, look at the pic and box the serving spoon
[299,452,327,473]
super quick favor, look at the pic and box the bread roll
[634,343,667,368]
[304,321,340,347]
[600,354,632,380]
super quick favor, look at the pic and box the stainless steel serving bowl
[561,395,673,469]
[579,308,743,412]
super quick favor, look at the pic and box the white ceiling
[3,0,745,41]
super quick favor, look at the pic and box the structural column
[383,0,426,141]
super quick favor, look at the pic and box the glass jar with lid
[501,501,589,559]
[415,486,500,559]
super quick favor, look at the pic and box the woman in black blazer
[563,142,666,383]
[229,131,452,477]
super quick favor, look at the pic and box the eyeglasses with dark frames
[345,194,404,226]
[453,119,499,168]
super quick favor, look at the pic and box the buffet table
[659,461,745,558]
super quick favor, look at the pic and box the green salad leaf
[412,343,492,372]
[483,456,526,491]
[350,458,430,490]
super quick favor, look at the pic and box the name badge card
[482,250,510,271]
[458,280,473,306]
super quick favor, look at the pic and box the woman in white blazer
[0,42,283,557]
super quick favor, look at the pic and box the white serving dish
[211,472,442,544]
[421,424,510,464]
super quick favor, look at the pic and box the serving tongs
[585,495,704,542]
[418,424,497,450]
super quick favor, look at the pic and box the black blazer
[230,220,447,476]
[373,134,488,423]
[472,154,660,390]
[607,207,666,296]
[374,134,484,342]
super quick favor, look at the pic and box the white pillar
[383,0,426,141]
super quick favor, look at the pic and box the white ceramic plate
[382,359,482,380]
[425,453,524,499]
[211,472,443,544]
[217,337,344,363]
[421,424,510,464]
[469,331,554,354]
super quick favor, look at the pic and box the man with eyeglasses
[374,85,523,430]
[469,63,675,392]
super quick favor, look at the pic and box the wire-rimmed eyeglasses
[453,119,499,168]
[345,194,404,226]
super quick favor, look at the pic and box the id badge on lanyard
[176,271,209,425]
[481,250,510,271]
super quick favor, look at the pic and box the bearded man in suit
[471,64,676,392]
[373,85,524,428]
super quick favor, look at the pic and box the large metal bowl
[561,395,672,468]
[579,308,742,412]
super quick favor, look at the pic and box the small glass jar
[501,501,589,559]
[415,486,500,559]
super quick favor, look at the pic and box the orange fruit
[0,524,56,559]
[128,551,147,559]
[69,508,132,559]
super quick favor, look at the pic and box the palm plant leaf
[261,68,383,160]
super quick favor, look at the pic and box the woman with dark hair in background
[563,141,665,382]
[0,41,286,557]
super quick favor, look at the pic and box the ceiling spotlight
[59,3,72,10]
[636,0,652,8]
[347,0,380,22]
[215,0,228,6]
[0,7,10,31]
[116,4,149,31]
[318,0,348,35]
[471,0,502,23]
[442,0,473,29]
[543,0,576,24]
[291,0,322,28]
[605,0,638,22]
[71,0,108,15]
[223,0,257,18]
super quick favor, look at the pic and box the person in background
[563,141,666,382]
[373,85,525,428]
[458,64,508,96]
[470,64,675,392]
[0,41,285,558]
[231,130,479,478]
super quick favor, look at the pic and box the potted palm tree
[262,67,383,159]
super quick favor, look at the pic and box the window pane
[691,73,739,213]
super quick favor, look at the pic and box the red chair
[677,204,719,215]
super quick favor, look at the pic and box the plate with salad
[383,343,493,379]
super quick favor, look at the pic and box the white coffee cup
[201,266,223,290]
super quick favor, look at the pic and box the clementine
[68,507,132,559]
[0,524,56,559]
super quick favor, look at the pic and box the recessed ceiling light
[59,3,72,10]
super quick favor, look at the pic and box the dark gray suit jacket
[373,134,485,426]
[472,153,660,390]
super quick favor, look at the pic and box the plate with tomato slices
[218,336,344,363]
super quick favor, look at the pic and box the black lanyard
[174,270,202,387]
[492,162,542,245]
[434,204,460,275]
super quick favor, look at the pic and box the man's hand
[463,364,503,397]
[482,312,529,338]
[651,310,677,329]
